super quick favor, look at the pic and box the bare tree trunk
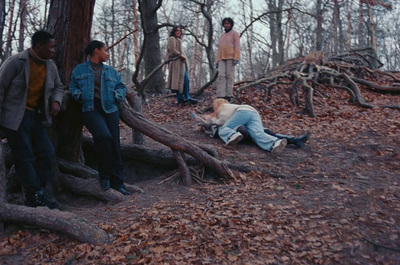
[346,0,352,51]
[197,22,206,89]
[140,0,165,93]
[132,0,140,80]
[358,0,364,47]
[337,1,345,53]
[315,0,323,51]
[5,0,16,58]
[110,0,116,67]
[277,0,284,65]
[203,0,216,77]
[0,0,6,62]
[47,0,95,162]
[269,0,278,67]
[243,0,255,79]
[333,0,339,54]
[366,2,377,69]
[189,5,200,90]
[18,0,27,52]
[43,0,49,28]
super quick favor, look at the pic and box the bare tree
[0,0,6,62]
[18,0,27,52]
[138,0,165,93]
[268,0,284,67]
[4,0,16,58]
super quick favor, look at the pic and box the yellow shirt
[26,58,46,110]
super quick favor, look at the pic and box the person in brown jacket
[216,17,240,102]
[166,26,197,105]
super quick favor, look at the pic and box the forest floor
[0,81,400,264]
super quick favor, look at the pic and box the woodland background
[1,0,400,91]
[0,0,399,264]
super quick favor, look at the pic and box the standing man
[216,17,240,102]
[0,31,64,209]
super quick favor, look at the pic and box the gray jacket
[0,49,64,130]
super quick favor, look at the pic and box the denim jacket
[69,60,126,113]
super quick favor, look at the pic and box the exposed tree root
[236,48,398,117]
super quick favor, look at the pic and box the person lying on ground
[191,111,310,149]
[192,99,290,155]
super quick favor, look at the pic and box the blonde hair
[212,98,229,114]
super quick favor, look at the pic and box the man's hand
[50,102,61,116]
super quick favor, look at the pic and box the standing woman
[166,25,197,105]
[69,40,130,195]
[216,17,240,102]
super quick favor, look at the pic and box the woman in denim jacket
[69,40,130,195]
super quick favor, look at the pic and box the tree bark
[59,173,130,202]
[315,0,323,51]
[0,204,110,244]
[139,0,165,93]
[0,0,6,62]
[4,0,16,58]
[0,143,109,244]
[126,89,146,145]
[17,0,27,52]
[47,0,95,162]
[118,101,234,181]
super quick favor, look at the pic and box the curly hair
[222,17,234,28]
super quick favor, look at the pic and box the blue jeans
[4,110,55,190]
[176,71,192,101]
[82,99,124,188]
[218,110,278,151]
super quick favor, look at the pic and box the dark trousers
[4,110,54,191]
[82,100,124,188]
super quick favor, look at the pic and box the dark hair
[85,40,106,56]
[222,17,234,28]
[170,26,182,37]
[31,31,54,48]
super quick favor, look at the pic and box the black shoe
[25,190,59,210]
[188,98,198,104]
[290,131,310,148]
[113,186,131,195]
[100,179,111,190]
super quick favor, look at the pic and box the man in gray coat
[0,31,64,209]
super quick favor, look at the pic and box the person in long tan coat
[166,26,197,105]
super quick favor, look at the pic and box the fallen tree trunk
[59,173,129,202]
[118,101,235,182]
[58,158,98,179]
[81,137,218,168]
[0,204,110,244]
[0,143,109,244]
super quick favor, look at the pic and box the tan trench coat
[166,36,186,93]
